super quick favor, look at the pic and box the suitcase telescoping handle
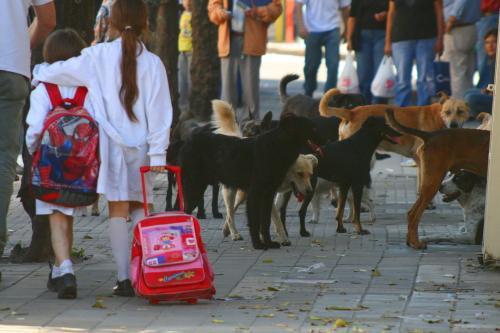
[140,165,184,216]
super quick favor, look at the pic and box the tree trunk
[12,1,99,263]
[190,0,220,121]
[147,0,181,126]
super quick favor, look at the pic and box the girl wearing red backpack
[26,29,89,299]
[34,0,173,297]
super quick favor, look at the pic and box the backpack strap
[71,87,88,107]
[44,82,63,108]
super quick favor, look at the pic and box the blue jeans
[476,14,499,70]
[356,29,387,104]
[303,28,340,96]
[392,38,436,106]
[464,88,493,117]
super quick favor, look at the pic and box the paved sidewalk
[1,55,499,333]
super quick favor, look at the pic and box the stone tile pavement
[1,55,499,332]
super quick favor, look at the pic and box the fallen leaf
[262,259,273,264]
[92,299,107,309]
[325,305,369,311]
[0,307,10,311]
[334,318,348,328]
[257,313,275,318]
[267,286,280,292]
[83,235,93,239]
[287,313,298,319]
[309,315,322,320]
[371,269,381,277]
[276,323,288,328]
[212,319,224,324]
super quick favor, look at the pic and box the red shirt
[481,0,500,13]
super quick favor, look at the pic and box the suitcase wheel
[186,298,198,304]
[149,299,160,305]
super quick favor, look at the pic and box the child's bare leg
[49,211,73,266]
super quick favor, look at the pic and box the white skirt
[100,143,154,203]
[35,200,87,217]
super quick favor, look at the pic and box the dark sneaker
[113,279,135,297]
[56,273,77,299]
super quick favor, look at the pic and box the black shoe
[375,152,391,160]
[56,273,77,299]
[113,279,135,297]
[47,271,59,292]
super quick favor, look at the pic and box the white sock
[52,265,62,278]
[59,259,74,275]
[130,208,145,230]
[108,217,130,282]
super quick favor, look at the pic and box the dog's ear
[261,111,273,128]
[437,91,449,104]
[304,154,318,168]
[279,113,300,134]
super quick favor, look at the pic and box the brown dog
[319,89,470,158]
[385,109,489,249]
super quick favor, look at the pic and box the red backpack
[131,166,216,304]
[31,83,99,207]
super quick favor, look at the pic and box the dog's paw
[281,240,292,247]
[232,234,243,241]
[266,241,281,249]
[213,212,223,219]
[337,226,347,233]
[425,203,436,210]
[300,230,311,237]
[357,229,370,235]
[308,219,318,224]
[196,211,207,219]
[330,199,338,208]
[407,239,427,249]
[91,212,100,216]
[222,226,230,238]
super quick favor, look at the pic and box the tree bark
[147,0,181,126]
[190,0,220,121]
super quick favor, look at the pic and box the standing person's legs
[371,29,388,104]
[49,211,77,299]
[356,30,374,102]
[178,52,190,112]
[220,35,242,108]
[0,71,29,256]
[415,38,436,106]
[303,32,324,96]
[323,28,340,92]
[108,200,134,297]
[445,25,477,99]
[239,55,262,121]
[392,40,415,106]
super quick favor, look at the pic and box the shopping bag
[433,57,451,96]
[370,55,396,98]
[338,52,360,94]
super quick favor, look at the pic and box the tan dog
[211,100,318,245]
[319,89,470,158]
[477,112,492,131]
[385,109,489,249]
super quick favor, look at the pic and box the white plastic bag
[338,52,360,94]
[370,55,396,98]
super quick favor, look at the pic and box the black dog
[179,114,325,249]
[301,117,401,234]
[166,126,222,219]
[280,74,366,118]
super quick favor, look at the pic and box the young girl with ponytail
[34,0,172,297]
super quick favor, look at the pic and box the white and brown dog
[211,100,318,245]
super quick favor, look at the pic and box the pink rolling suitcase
[130,165,216,304]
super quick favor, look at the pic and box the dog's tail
[211,99,242,137]
[385,108,432,142]
[279,74,300,103]
[318,88,351,120]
